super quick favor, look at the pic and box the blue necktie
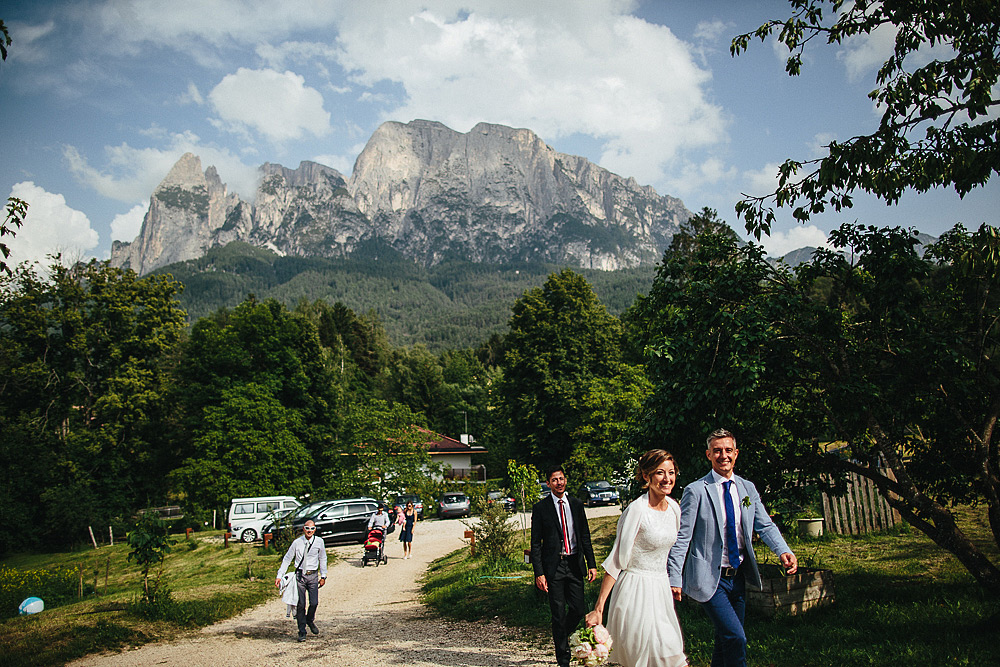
[723,480,741,569]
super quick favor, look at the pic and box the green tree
[175,297,341,493]
[1,21,29,278]
[626,231,808,497]
[498,269,625,470]
[0,260,186,550]
[126,513,175,604]
[169,383,313,509]
[732,0,1000,237]
[665,206,741,261]
[631,222,1000,594]
[565,365,652,487]
[323,398,436,500]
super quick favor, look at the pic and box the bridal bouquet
[569,624,613,666]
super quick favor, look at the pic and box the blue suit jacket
[667,471,790,603]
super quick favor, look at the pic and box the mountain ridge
[112,119,690,275]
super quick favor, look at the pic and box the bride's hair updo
[635,449,677,488]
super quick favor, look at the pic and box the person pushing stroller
[363,506,391,567]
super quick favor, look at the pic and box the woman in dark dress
[399,501,415,559]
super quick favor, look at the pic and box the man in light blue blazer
[668,429,797,667]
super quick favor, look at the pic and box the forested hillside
[154,240,658,350]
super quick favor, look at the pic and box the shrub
[0,564,81,619]
[467,499,516,565]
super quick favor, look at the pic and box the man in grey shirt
[275,520,328,642]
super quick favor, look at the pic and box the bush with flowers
[569,623,613,666]
[0,563,81,619]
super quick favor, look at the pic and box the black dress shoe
[308,622,319,635]
[297,633,307,642]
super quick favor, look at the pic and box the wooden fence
[821,470,900,535]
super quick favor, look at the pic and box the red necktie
[559,499,570,554]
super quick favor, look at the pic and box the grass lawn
[421,506,1000,666]
[0,530,292,667]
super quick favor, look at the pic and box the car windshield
[488,491,503,499]
[443,494,465,503]
[303,502,337,519]
[588,481,613,489]
[286,501,324,520]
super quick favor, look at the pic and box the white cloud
[693,20,730,44]
[742,162,783,196]
[328,2,727,188]
[5,182,101,265]
[256,41,341,70]
[838,22,897,81]
[760,224,830,257]
[110,203,148,242]
[808,132,837,157]
[63,131,261,203]
[665,157,738,197]
[4,20,56,64]
[208,68,331,142]
[177,81,204,106]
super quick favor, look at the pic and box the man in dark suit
[531,466,598,667]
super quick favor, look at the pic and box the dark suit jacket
[530,494,596,581]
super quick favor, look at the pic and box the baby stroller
[362,526,388,567]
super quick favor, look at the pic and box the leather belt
[720,566,740,578]
[559,553,576,560]
[304,569,318,575]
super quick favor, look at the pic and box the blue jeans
[701,571,746,667]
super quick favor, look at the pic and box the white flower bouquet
[569,624,613,666]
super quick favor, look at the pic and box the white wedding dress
[601,493,687,667]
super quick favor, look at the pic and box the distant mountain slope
[114,120,691,276]
[155,241,657,350]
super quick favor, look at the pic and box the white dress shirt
[550,493,577,555]
[276,534,328,579]
[711,470,745,568]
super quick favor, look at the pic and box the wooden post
[464,530,475,556]
[104,555,111,596]
[224,531,231,548]
[78,567,84,598]
[185,527,193,540]
[109,525,114,546]
[263,533,272,549]
[88,525,98,549]
[213,509,217,530]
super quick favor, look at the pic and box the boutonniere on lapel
[741,495,751,508]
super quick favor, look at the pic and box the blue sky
[2,0,996,267]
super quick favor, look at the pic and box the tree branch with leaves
[731,0,1000,237]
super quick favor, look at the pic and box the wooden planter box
[746,566,834,617]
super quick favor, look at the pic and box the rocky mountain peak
[111,120,691,275]
[159,152,206,190]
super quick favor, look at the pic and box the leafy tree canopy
[732,0,1000,237]
[499,269,625,470]
[630,221,1000,594]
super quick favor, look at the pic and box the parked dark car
[577,480,620,507]
[438,492,471,519]
[486,490,516,512]
[392,494,424,519]
[538,482,552,501]
[263,497,388,544]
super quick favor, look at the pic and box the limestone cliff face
[112,153,239,275]
[349,120,686,268]
[111,121,689,274]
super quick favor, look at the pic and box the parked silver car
[438,492,471,518]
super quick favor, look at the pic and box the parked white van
[228,496,301,542]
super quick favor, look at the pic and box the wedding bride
[585,449,687,667]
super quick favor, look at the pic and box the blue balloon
[19,597,44,615]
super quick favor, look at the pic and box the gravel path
[69,506,620,667]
